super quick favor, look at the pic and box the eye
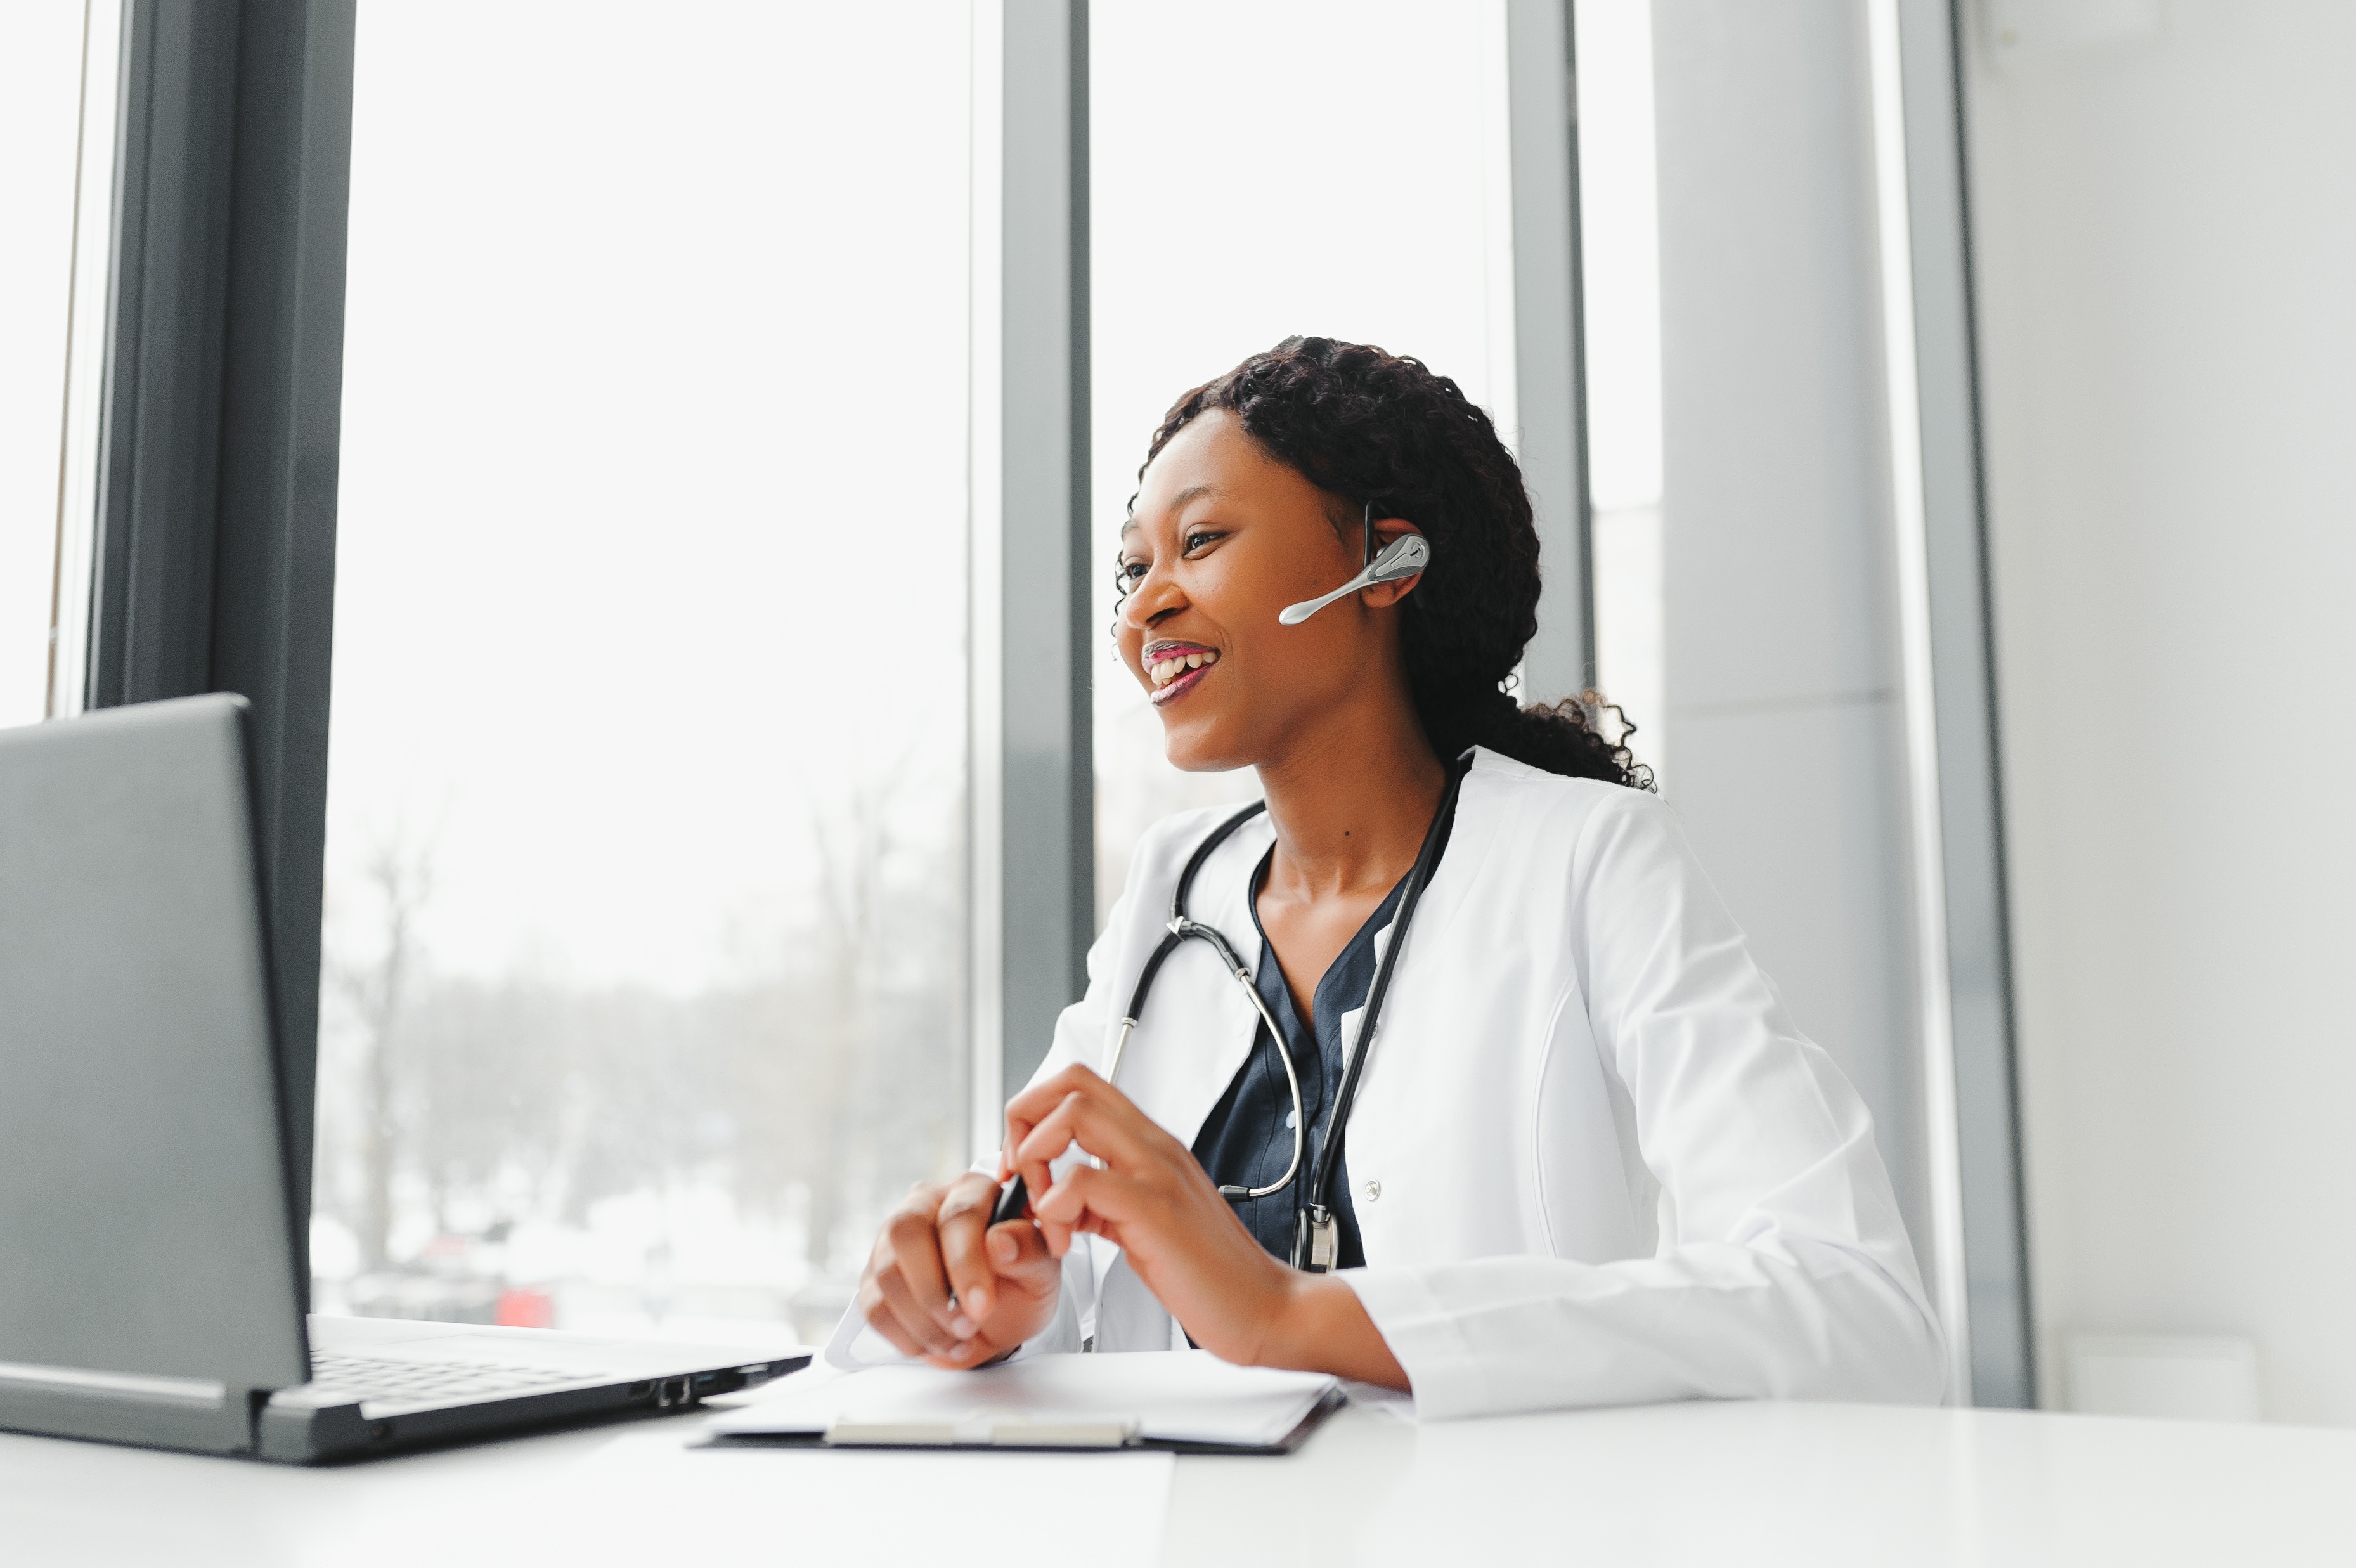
[1182,529,1222,555]
[1118,557,1148,583]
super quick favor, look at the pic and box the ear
[1358,516,1426,609]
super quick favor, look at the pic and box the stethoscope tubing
[1304,753,1468,1217]
[990,754,1470,1238]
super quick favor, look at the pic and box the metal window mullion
[980,0,1093,1113]
[1507,0,1594,705]
[1877,0,2033,1408]
[86,0,242,711]
[82,0,357,1276]
[210,0,357,1236]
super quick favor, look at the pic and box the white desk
[3,1396,2349,1565]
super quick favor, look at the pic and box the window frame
[74,0,2027,1403]
[79,0,354,1245]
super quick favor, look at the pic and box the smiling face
[1117,411,1426,774]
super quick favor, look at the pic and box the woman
[854,337,1945,1416]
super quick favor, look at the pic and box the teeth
[1146,649,1217,689]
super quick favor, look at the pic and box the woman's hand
[855,1170,1062,1369]
[1005,1064,1408,1388]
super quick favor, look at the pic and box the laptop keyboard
[309,1352,595,1406]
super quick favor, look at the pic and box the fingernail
[990,1231,1016,1264]
[950,1314,976,1338]
[966,1285,990,1317]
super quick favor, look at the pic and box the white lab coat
[1016,746,1946,1418]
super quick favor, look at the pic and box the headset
[992,504,1444,1273]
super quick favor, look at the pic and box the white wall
[1964,0,2356,1423]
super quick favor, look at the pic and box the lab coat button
[1362,1179,1381,1202]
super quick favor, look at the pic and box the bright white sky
[1577,0,1665,512]
[6,0,1662,999]
[324,2,972,992]
[337,0,1539,990]
[1088,0,1522,917]
[1091,0,1664,895]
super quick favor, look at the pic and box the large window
[0,1,108,729]
[1576,0,1667,784]
[1089,1,1522,915]
[312,2,974,1347]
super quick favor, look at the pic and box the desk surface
[4,1395,2350,1566]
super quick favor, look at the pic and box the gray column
[1890,0,2032,1408]
[82,0,356,1262]
[1651,0,1932,1337]
[988,0,1094,1099]
[1508,0,1592,703]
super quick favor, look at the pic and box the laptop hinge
[0,1361,256,1455]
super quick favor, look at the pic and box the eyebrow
[1121,483,1226,538]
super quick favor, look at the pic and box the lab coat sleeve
[1339,789,1948,1418]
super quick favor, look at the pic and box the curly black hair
[1132,335,1651,791]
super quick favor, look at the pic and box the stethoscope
[994,509,1450,1273]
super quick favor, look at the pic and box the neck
[1253,684,1449,900]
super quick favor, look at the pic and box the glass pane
[0,2,91,727]
[1089,1,1518,921]
[316,1,972,1349]
[1576,0,1667,783]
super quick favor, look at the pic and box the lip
[1142,640,1220,708]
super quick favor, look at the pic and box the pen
[943,1176,1030,1325]
[989,1173,1029,1227]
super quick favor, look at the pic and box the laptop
[0,695,808,1461]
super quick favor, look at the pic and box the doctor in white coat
[854,337,1946,1417]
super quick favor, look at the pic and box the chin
[1157,718,1253,775]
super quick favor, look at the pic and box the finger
[1030,1162,1140,1233]
[1009,1097,1106,1203]
[856,1277,929,1360]
[921,1336,1002,1372]
[1002,1063,1110,1162]
[1011,1085,1156,1181]
[937,1174,1002,1327]
[875,1209,966,1351]
[1034,1172,1127,1258]
[986,1216,1059,1293]
[872,1261,965,1357]
[1031,1207,1073,1262]
[890,1206,962,1329]
[1031,1162,1181,1247]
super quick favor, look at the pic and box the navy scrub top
[1188,852,1411,1271]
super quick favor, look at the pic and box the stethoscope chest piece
[1296,1205,1340,1273]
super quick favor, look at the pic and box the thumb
[986,1219,1059,1292]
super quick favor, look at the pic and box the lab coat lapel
[1406,748,1510,959]
[1330,749,1510,1082]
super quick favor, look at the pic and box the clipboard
[702,1349,1344,1456]
[704,1385,1342,1455]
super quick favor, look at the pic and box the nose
[1120,555,1186,631]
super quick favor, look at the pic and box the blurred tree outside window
[314,2,973,1349]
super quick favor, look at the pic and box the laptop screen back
[0,696,307,1392]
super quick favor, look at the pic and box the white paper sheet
[711,1349,1337,1449]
